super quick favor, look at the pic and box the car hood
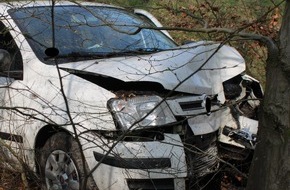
[59,41,245,98]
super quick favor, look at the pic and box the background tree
[247,1,290,189]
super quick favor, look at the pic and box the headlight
[108,95,176,130]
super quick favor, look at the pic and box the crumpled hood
[59,41,245,96]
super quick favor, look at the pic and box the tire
[38,132,98,190]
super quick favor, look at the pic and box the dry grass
[0,162,41,190]
[0,165,24,190]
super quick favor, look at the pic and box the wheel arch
[34,125,71,150]
[35,127,98,189]
[34,125,71,173]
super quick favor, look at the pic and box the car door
[0,21,24,146]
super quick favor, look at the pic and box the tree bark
[246,1,290,190]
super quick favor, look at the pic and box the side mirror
[0,49,12,72]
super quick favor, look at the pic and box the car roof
[0,1,122,14]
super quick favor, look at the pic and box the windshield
[9,5,177,64]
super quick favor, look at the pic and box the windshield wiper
[44,52,106,61]
[44,48,165,61]
[102,48,165,57]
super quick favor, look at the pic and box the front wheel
[38,132,97,190]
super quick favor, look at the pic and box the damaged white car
[0,1,263,190]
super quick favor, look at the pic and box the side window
[0,21,23,76]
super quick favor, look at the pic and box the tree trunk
[246,1,290,190]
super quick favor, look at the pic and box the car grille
[184,132,219,177]
[166,94,208,116]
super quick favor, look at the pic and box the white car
[0,1,262,190]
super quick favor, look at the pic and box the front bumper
[82,133,187,190]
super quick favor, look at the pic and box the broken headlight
[108,95,176,130]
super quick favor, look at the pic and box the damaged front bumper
[82,133,187,190]
[79,108,228,190]
[80,73,262,190]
